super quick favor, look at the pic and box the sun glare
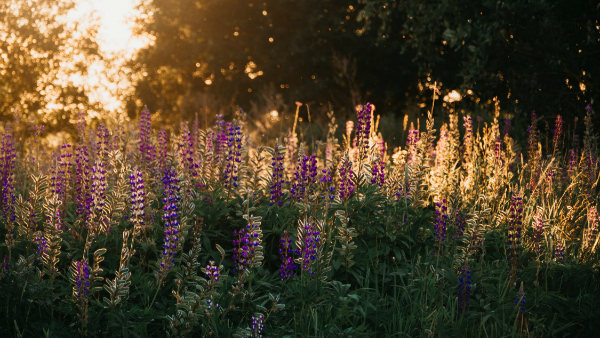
[74,0,144,54]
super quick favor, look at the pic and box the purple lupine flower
[339,156,355,200]
[223,122,242,189]
[160,168,180,273]
[279,230,298,281]
[95,124,110,161]
[73,260,91,300]
[291,153,317,202]
[74,145,91,219]
[554,240,565,263]
[319,169,336,202]
[553,115,563,155]
[463,116,473,162]
[0,132,16,224]
[356,103,373,161]
[269,143,285,207]
[34,231,49,255]
[204,261,220,282]
[457,261,471,316]
[507,193,524,270]
[250,314,265,338]
[370,161,385,187]
[130,169,146,236]
[89,161,107,216]
[515,283,526,313]
[297,218,321,275]
[532,210,544,255]
[452,210,467,240]
[567,148,578,178]
[57,143,73,202]
[435,199,448,251]
[232,228,251,275]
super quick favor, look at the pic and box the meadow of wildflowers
[0,102,599,337]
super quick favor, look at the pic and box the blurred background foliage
[1,0,599,139]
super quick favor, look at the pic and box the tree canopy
[0,0,100,132]
[130,0,599,128]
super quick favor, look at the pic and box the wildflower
[34,231,49,255]
[223,122,242,189]
[250,314,265,338]
[531,209,544,255]
[72,260,91,300]
[554,239,565,263]
[507,193,524,272]
[339,155,355,200]
[0,132,16,225]
[159,168,180,273]
[370,161,385,187]
[435,199,448,251]
[279,230,298,281]
[297,218,322,275]
[291,153,317,202]
[204,261,220,282]
[89,161,107,216]
[452,210,467,240]
[457,261,471,316]
[553,115,563,155]
[356,103,373,161]
[269,143,285,206]
[130,169,146,236]
[74,144,91,218]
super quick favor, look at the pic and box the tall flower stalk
[507,193,524,280]
[158,168,181,278]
